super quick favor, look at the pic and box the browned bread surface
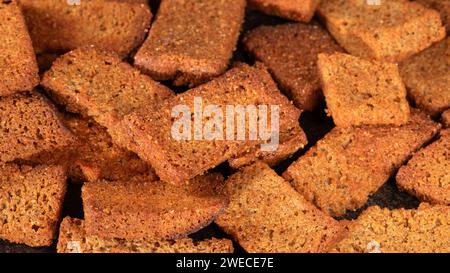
[215,162,342,253]
[243,23,344,111]
[57,217,234,253]
[318,0,446,62]
[134,0,246,86]
[399,37,449,116]
[331,204,450,253]
[19,0,152,58]
[0,0,39,97]
[111,64,301,185]
[416,0,450,32]
[0,92,75,163]
[26,115,154,183]
[248,0,320,22]
[229,123,307,168]
[41,47,174,128]
[82,173,228,240]
[0,164,66,247]
[396,129,450,205]
[442,109,450,127]
[283,111,441,217]
[318,52,410,127]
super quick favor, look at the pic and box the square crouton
[283,111,440,216]
[331,204,450,253]
[399,38,449,116]
[0,164,66,247]
[396,129,450,205]
[243,22,344,111]
[215,162,342,253]
[318,0,446,62]
[318,52,410,127]
[416,0,450,32]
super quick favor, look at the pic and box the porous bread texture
[283,111,441,217]
[25,115,154,183]
[82,173,228,240]
[0,164,66,247]
[0,91,75,163]
[110,63,301,185]
[243,22,344,111]
[134,0,246,86]
[248,0,320,22]
[399,37,449,117]
[318,52,410,127]
[442,109,450,127]
[396,129,450,205]
[0,0,39,97]
[229,123,307,168]
[318,0,446,62]
[57,217,233,253]
[331,204,450,253]
[41,47,174,128]
[416,0,450,32]
[19,0,152,58]
[215,162,342,253]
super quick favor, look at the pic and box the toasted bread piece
[248,0,320,22]
[19,0,152,58]
[416,0,450,32]
[283,111,441,217]
[318,0,446,62]
[215,162,342,253]
[110,64,301,185]
[229,123,307,168]
[26,115,154,183]
[134,0,246,86]
[442,109,450,127]
[41,47,174,128]
[331,204,450,253]
[0,91,75,163]
[318,52,410,127]
[0,0,39,97]
[396,129,450,205]
[82,173,228,240]
[57,217,233,253]
[399,38,449,116]
[244,23,344,111]
[0,164,66,247]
